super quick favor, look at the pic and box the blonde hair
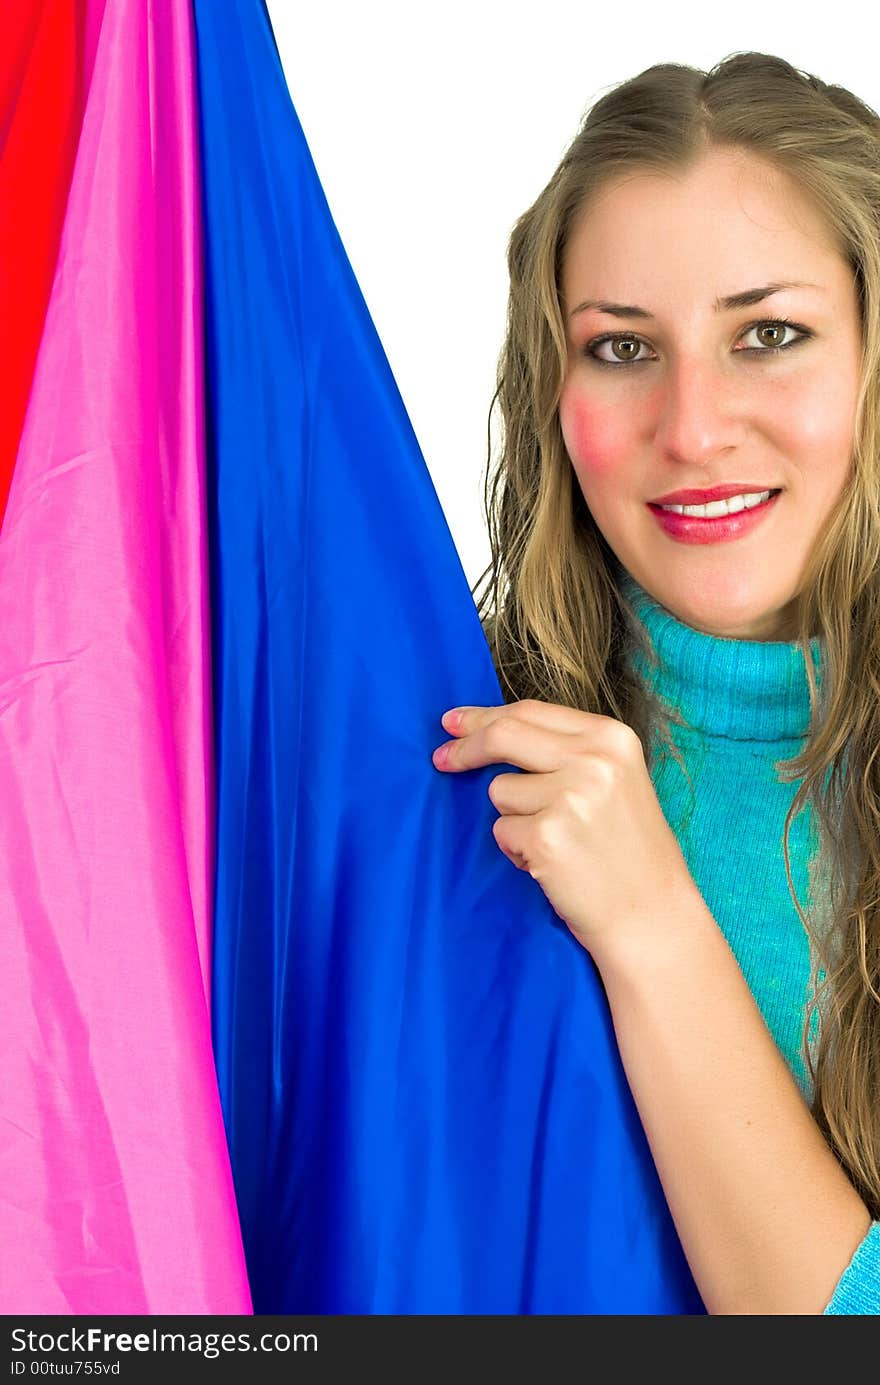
[473,51,880,1217]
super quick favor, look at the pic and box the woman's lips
[645,489,782,544]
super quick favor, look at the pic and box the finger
[473,701,641,767]
[443,699,596,738]
[437,718,571,775]
[492,809,542,876]
[487,769,557,817]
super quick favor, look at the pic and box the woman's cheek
[559,389,633,476]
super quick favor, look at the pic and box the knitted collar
[618,569,824,744]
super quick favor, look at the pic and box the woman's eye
[736,320,808,353]
[583,318,811,367]
[586,334,652,366]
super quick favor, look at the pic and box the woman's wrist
[586,871,720,988]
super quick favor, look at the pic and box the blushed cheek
[775,373,857,499]
[559,390,632,476]
[790,382,855,456]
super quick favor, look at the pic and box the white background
[264,0,877,591]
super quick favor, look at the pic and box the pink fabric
[0,0,252,1312]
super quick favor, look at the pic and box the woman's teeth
[659,489,774,518]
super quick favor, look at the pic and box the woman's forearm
[591,878,873,1315]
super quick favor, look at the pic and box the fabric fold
[196,0,702,1313]
[0,0,89,531]
[0,0,251,1313]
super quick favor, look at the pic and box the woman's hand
[432,698,700,966]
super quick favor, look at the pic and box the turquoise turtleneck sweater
[618,570,880,1314]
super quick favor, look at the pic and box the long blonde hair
[473,51,880,1218]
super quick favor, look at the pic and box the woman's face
[559,147,863,641]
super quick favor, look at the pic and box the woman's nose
[651,355,741,467]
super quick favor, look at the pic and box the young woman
[431,51,880,1313]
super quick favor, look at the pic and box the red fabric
[0,1,86,531]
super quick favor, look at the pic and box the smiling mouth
[648,488,782,516]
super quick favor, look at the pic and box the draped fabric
[0,0,250,1313]
[3,0,703,1315]
[196,0,703,1313]
[0,0,88,529]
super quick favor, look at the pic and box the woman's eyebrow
[568,281,824,321]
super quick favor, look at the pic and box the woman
[432,51,880,1313]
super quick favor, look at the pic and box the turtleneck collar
[618,569,824,745]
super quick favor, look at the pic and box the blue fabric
[620,573,878,1314]
[192,0,702,1313]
